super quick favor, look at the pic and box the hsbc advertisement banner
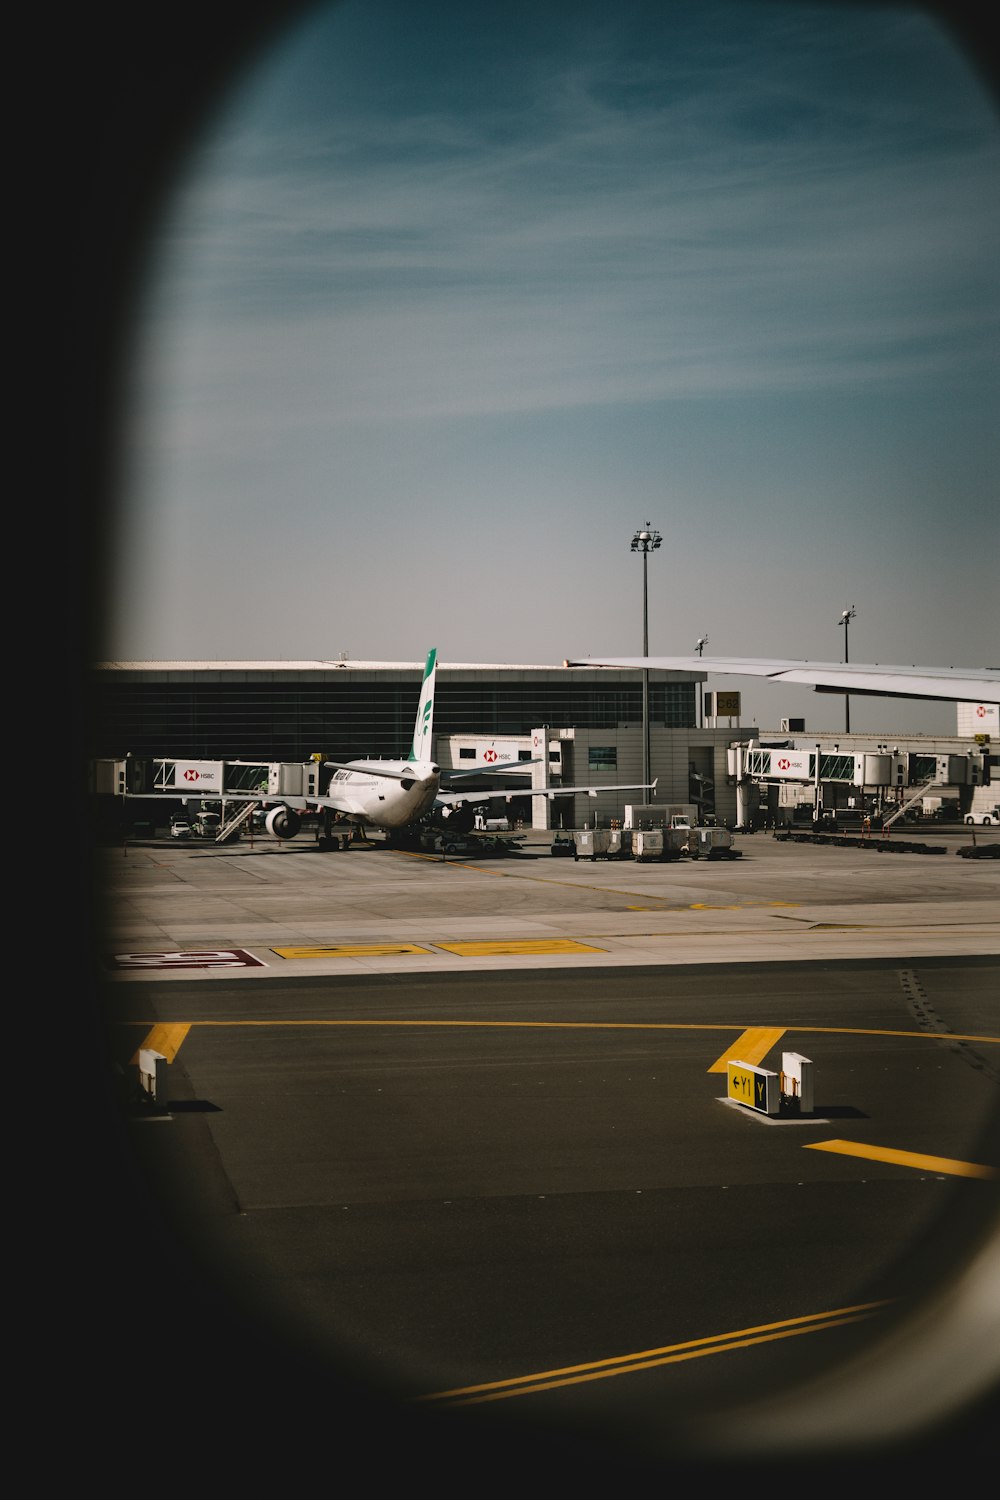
[474,743,521,766]
[770,751,812,780]
[957,702,999,736]
[173,760,225,791]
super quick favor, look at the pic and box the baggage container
[573,828,632,861]
[689,826,741,859]
[664,823,695,858]
[632,829,664,862]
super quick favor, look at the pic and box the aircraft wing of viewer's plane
[563,655,1000,705]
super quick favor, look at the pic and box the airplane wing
[563,656,1000,704]
[440,760,542,783]
[187,786,379,816]
[323,759,412,780]
[434,780,656,808]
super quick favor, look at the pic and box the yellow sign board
[727,1059,779,1114]
[715,691,742,716]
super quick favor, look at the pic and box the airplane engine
[442,802,476,833]
[265,805,302,839]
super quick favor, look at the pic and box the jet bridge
[727,744,984,828]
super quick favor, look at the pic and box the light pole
[696,634,708,727]
[631,523,661,793]
[839,605,856,733]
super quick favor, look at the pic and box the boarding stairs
[880,777,941,831]
[217,801,260,843]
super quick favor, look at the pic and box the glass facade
[87,669,698,761]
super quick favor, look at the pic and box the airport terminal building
[88,658,730,828]
[87,658,996,832]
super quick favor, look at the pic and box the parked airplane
[562,654,1000,705]
[231,649,653,843]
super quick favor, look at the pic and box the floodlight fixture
[630,523,661,791]
[838,605,857,731]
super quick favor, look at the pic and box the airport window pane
[88,671,697,760]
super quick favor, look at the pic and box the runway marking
[435,939,608,957]
[243,912,1000,971]
[132,1019,1000,1045]
[412,1301,889,1407]
[107,948,266,970]
[805,1139,999,1180]
[272,944,431,958]
[130,1023,191,1065]
[708,1027,786,1074]
[626,903,799,912]
[691,902,800,911]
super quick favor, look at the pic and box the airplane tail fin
[409,649,438,762]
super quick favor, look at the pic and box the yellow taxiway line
[805,1139,998,1180]
[413,1301,889,1407]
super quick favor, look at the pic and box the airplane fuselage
[325,759,441,830]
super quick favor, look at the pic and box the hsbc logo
[777,758,791,770]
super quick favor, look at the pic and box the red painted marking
[107,949,266,970]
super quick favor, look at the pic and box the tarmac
[87,818,1000,1474]
[97,822,1000,979]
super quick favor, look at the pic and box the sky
[104,0,999,735]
